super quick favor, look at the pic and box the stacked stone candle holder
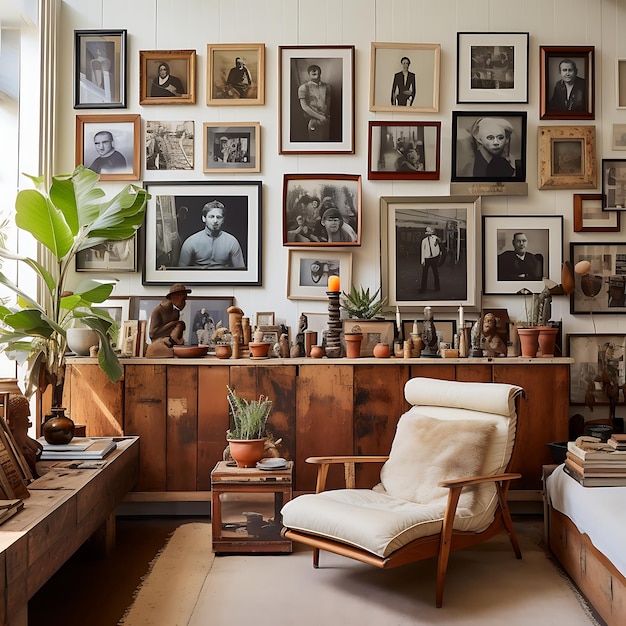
[325,291,342,358]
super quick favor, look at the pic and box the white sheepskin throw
[380,414,498,508]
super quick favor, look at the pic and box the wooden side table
[210,460,293,554]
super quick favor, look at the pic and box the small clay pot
[310,345,324,358]
[373,342,391,358]
[215,343,232,359]
[249,342,270,358]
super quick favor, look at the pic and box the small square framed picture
[145,120,194,172]
[612,124,626,150]
[139,50,196,105]
[203,122,260,173]
[573,194,620,232]
[207,43,265,105]
[287,250,352,301]
[616,59,626,108]
[255,312,275,327]
[602,159,626,211]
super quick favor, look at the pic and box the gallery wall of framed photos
[50,0,626,382]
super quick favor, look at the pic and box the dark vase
[42,407,75,445]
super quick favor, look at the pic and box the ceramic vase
[228,438,266,468]
[517,327,540,358]
[537,326,559,357]
[66,328,99,356]
[215,343,232,359]
[42,407,75,444]
[344,333,363,358]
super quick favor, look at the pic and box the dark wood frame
[282,174,361,247]
[602,158,626,211]
[573,194,620,232]
[456,32,529,104]
[367,121,440,180]
[74,29,127,109]
[540,46,595,120]
[278,45,355,155]
[75,113,140,181]
[139,49,196,105]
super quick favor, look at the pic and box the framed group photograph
[341,319,395,357]
[567,333,626,405]
[203,122,260,173]
[75,113,140,181]
[602,159,626,210]
[139,50,196,105]
[538,125,597,190]
[279,45,355,154]
[206,43,265,105]
[283,174,361,246]
[451,111,527,183]
[74,29,127,109]
[368,121,440,180]
[573,194,620,233]
[142,181,262,286]
[380,195,479,307]
[540,46,595,120]
[369,42,440,113]
[287,250,352,301]
[570,242,626,314]
[75,235,137,272]
[145,120,194,172]
[456,32,529,104]
[483,215,563,296]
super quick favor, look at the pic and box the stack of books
[607,434,626,450]
[37,437,117,461]
[564,439,626,486]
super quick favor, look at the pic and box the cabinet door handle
[136,398,162,403]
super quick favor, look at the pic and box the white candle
[458,305,464,329]
[412,320,418,335]
[396,306,402,332]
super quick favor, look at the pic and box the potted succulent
[0,166,149,416]
[340,284,388,319]
[226,385,273,467]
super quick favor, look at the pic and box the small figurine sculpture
[479,312,507,357]
[146,283,191,358]
[7,394,42,478]
[295,313,308,356]
[421,306,439,357]
[469,318,484,357]
[279,333,290,358]
[227,306,244,346]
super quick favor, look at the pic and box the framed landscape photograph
[483,215,563,296]
[139,50,196,105]
[567,333,626,404]
[279,45,355,154]
[368,121,440,180]
[369,42,440,113]
[570,242,626,314]
[287,250,352,301]
[145,120,194,172]
[206,43,265,105]
[540,46,595,120]
[283,174,361,246]
[602,158,626,210]
[573,194,620,232]
[538,125,596,190]
[76,113,140,181]
[74,29,126,109]
[203,122,260,173]
[380,195,479,307]
[75,235,136,272]
[341,319,395,357]
[142,181,262,286]
[456,32,529,103]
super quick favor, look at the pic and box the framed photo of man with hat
[282,174,361,247]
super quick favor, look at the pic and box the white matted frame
[203,122,260,173]
[456,32,529,104]
[483,215,563,296]
[380,195,479,307]
[75,235,137,272]
[255,312,275,327]
[612,124,626,150]
[370,42,440,113]
[97,296,130,348]
[287,250,352,301]
[602,158,626,211]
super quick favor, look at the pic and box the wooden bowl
[172,345,209,358]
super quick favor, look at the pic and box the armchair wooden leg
[313,547,320,568]
[497,483,522,559]
[436,486,463,608]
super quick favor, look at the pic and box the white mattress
[545,464,626,578]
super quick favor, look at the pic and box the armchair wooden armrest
[306,455,389,493]
[439,472,521,489]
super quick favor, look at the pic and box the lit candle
[458,305,464,329]
[328,275,340,292]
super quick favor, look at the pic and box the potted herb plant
[226,385,272,467]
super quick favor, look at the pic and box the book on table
[563,463,626,487]
[565,451,626,471]
[565,457,626,477]
[567,440,626,461]
[37,438,117,460]
[0,499,23,524]
[607,434,626,450]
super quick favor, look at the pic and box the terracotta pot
[373,342,391,358]
[42,407,75,445]
[228,438,266,468]
[215,344,232,359]
[537,326,559,357]
[517,327,540,358]
[249,342,270,358]
[310,345,324,358]
[344,333,363,358]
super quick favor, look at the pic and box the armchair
[281,377,525,607]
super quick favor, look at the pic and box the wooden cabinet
[65,357,571,496]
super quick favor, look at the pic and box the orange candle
[328,275,340,292]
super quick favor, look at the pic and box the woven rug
[120,522,600,626]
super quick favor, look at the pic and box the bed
[544,464,626,626]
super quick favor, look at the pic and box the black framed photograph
[570,242,626,314]
[540,46,595,120]
[206,43,265,105]
[483,215,563,296]
[368,121,440,180]
[145,120,194,172]
[602,159,626,211]
[287,250,352,301]
[278,45,355,154]
[75,236,136,272]
[283,174,361,247]
[139,50,196,105]
[74,29,126,109]
[456,32,529,104]
[567,334,626,405]
[203,122,260,173]
[380,195,479,307]
[369,42,440,113]
[75,113,140,181]
[573,194,620,233]
[451,111,527,184]
[130,295,234,347]
[142,181,262,286]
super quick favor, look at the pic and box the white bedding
[546,464,626,579]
